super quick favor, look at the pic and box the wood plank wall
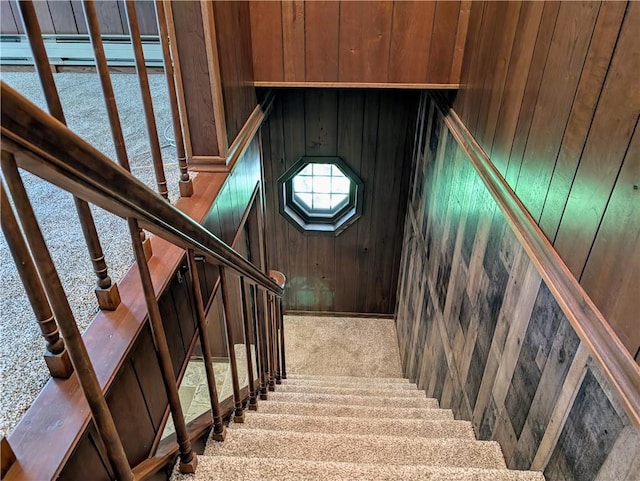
[396,96,640,480]
[453,1,640,362]
[56,140,263,481]
[212,1,257,146]
[249,1,470,86]
[262,89,417,314]
[0,0,158,35]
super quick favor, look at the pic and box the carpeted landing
[171,374,545,480]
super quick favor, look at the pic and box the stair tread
[173,456,545,481]
[257,400,455,419]
[282,378,419,390]
[231,412,476,438]
[267,391,439,408]
[275,383,426,397]
[286,374,410,383]
[204,428,507,469]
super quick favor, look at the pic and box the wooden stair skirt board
[170,375,545,481]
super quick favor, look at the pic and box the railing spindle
[16,0,121,310]
[240,277,258,410]
[187,250,225,440]
[123,0,168,199]
[277,296,287,380]
[1,182,72,379]
[128,217,197,473]
[82,0,153,260]
[154,0,193,198]
[219,266,245,422]
[1,152,133,481]
[273,294,282,384]
[266,293,276,391]
[252,285,269,400]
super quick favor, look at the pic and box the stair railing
[1,81,284,479]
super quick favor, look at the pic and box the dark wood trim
[431,92,640,429]
[253,81,460,89]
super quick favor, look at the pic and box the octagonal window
[278,157,364,235]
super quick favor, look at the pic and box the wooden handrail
[430,92,640,429]
[0,83,283,298]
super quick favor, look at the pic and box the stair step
[257,401,454,420]
[231,412,476,439]
[204,428,507,469]
[285,374,410,384]
[282,378,419,390]
[267,391,438,408]
[275,383,426,398]
[177,456,545,481]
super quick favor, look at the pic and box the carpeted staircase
[173,374,545,481]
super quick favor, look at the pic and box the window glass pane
[293,192,313,211]
[313,163,332,176]
[299,164,314,176]
[313,176,332,193]
[313,193,331,210]
[293,175,312,193]
[331,165,344,177]
[332,177,351,194]
[331,194,349,209]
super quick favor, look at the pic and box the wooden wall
[453,1,640,362]
[168,0,256,167]
[396,96,640,481]
[249,1,470,86]
[0,0,158,35]
[212,1,257,146]
[262,89,417,314]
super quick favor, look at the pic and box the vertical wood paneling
[281,0,305,82]
[396,98,640,477]
[427,0,461,84]
[580,122,640,356]
[553,2,640,276]
[213,0,257,144]
[388,1,436,83]
[249,1,466,85]
[170,0,218,157]
[249,0,283,81]
[94,0,124,35]
[45,0,78,34]
[304,1,339,82]
[338,1,393,83]
[455,1,639,359]
[263,89,417,313]
[538,1,627,239]
[333,91,365,309]
[514,1,601,220]
[0,0,19,34]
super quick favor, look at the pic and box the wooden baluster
[16,0,121,310]
[273,294,282,384]
[187,250,225,440]
[1,437,16,478]
[240,277,258,410]
[252,285,269,400]
[1,182,73,378]
[123,0,168,199]
[82,0,152,260]
[278,296,287,380]
[219,267,245,422]
[267,293,276,391]
[128,217,197,473]
[154,0,193,197]
[1,153,134,481]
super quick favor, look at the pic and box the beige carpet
[283,315,403,378]
[168,317,544,480]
